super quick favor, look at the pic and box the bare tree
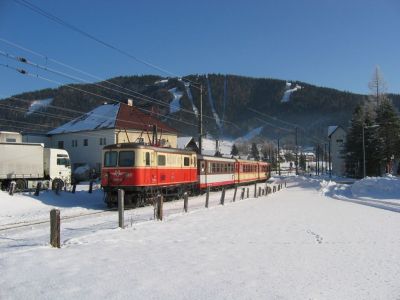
[368,65,388,106]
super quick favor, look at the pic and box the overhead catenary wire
[11,0,198,87]
[0,43,239,128]
[0,63,198,129]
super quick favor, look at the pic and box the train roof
[196,155,236,163]
[103,143,196,155]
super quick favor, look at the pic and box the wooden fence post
[89,180,94,194]
[156,194,163,220]
[233,186,237,202]
[50,209,60,248]
[34,182,42,196]
[247,188,249,198]
[254,183,257,198]
[220,188,225,205]
[241,188,245,200]
[9,181,16,196]
[55,181,61,195]
[118,189,125,228]
[183,192,188,212]
[285,181,287,188]
[205,187,210,208]
[72,183,76,194]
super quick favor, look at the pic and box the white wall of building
[50,129,116,172]
[330,127,346,176]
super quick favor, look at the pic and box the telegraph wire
[11,0,198,86]
[0,63,198,129]
[0,41,236,127]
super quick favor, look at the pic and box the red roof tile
[115,103,177,133]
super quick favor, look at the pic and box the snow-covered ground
[1,176,400,299]
[25,98,54,115]
[168,87,183,114]
[281,82,302,103]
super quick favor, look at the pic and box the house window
[71,140,78,147]
[83,139,88,146]
[99,138,106,145]
[336,139,343,143]
[58,141,64,149]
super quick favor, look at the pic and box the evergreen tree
[251,143,260,160]
[375,98,400,173]
[299,154,306,171]
[231,144,239,156]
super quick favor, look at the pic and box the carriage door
[144,152,153,185]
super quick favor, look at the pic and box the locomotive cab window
[158,154,166,166]
[104,151,118,167]
[184,157,190,166]
[119,151,135,167]
[145,152,150,166]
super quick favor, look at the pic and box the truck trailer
[0,143,71,191]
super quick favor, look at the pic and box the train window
[212,163,216,173]
[145,152,150,166]
[158,155,166,166]
[184,157,190,166]
[119,151,135,167]
[104,151,118,167]
[224,164,228,173]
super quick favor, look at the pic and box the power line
[0,41,238,127]
[0,63,198,129]
[11,0,198,86]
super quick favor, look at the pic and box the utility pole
[324,143,327,175]
[328,138,331,179]
[198,84,203,155]
[295,127,298,175]
[277,138,281,176]
[362,125,366,178]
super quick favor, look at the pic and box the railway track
[0,209,115,232]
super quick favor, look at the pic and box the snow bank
[351,176,400,199]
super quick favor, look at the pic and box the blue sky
[0,0,399,98]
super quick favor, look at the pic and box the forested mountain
[1,73,398,145]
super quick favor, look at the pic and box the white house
[328,126,346,176]
[47,101,177,172]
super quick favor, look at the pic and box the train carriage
[235,159,260,184]
[258,161,271,181]
[197,155,236,189]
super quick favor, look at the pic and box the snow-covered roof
[328,126,339,137]
[48,103,119,134]
[48,102,177,135]
[177,137,195,149]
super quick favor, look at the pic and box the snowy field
[1,176,400,299]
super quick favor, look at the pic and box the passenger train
[101,143,271,207]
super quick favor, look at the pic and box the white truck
[0,143,71,191]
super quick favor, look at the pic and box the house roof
[328,126,339,137]
[48,103,176,135]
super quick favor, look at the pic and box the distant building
[47,101,177,172]
[177,137,199,152]
[22,132,51,147]
[328,126,346,176]
[0,131,22,143]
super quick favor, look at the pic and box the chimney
[127,99,133,106]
